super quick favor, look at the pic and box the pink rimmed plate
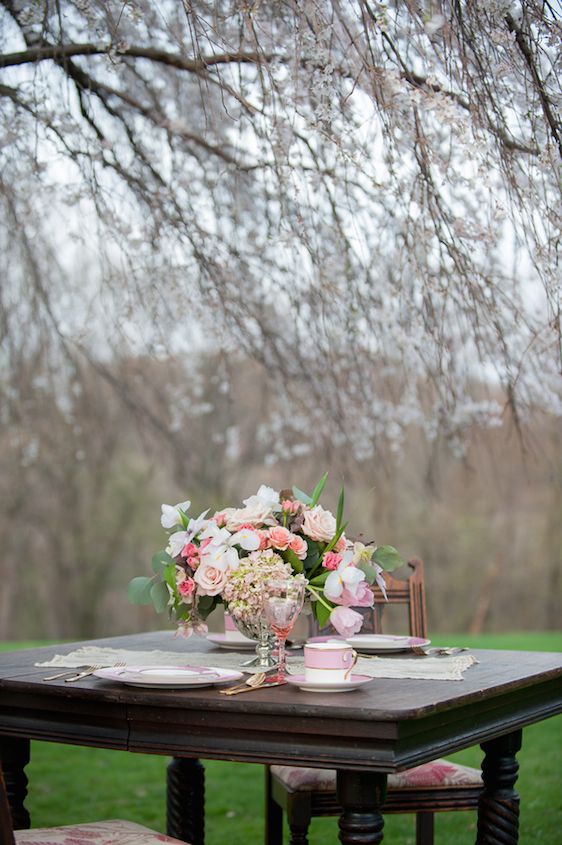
[344,635,431,653]
[285,674,373,693]
[93,665,243,689]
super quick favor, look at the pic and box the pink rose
[268,525,293,550]
[257,530,271,550]
[193,560,229,596]
[335,534,347,553]
[341,580,374,607]
[329,605,363,637]
[323,551,342,570]
[302,505,337,542]
[178,577,195,598]
[180,542,198,559]
[289,535,308,560]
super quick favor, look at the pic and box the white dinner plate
[93,665,243,688]
[285,673,373,693]
[206,633,257,651]
[344,634,431,653]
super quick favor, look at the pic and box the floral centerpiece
[128,475,404,638]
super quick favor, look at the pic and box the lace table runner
[36,647,477,681]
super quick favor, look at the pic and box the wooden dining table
[0,631,561,845]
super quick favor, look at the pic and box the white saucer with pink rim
[285,673,373,693]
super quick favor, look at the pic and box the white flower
[167,531,189,558]
[199,523,230,545]
[226,503,274,530]
[229,527,261,551]
[324,553,366,601]
[160,500,191,529]
[184,509,210,542]
[243,484,280,510]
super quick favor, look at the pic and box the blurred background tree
[0,1,560,637]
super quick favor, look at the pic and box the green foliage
[149,581,169,613]
[151,551,174,574]
[313,598,332,629]
[310,473,328,506]
[292,485,313,505]
[282,548,304,573]
[372,545,403,571]
[356,560,377,584]
[127,577,154,605]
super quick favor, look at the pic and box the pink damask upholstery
[14,819,185,845]
[271,759,482,792]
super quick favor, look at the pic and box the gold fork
[219,672,267,695]
[64,661,126,682]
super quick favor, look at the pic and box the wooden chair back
[370,556,428,639]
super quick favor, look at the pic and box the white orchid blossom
[243,484,280,511]
[180,509,211,546]
[199,542,240,572]
[199,524,234,546]
[160,500,191,529]
[229,527,261,551]
[167,531,189,558]
[324,553,366,601]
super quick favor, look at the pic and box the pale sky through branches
[0,0,561,460]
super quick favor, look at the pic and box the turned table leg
[167,757,205,845]
[0,737,30,829]
[476,729,522,845]
[336,769,387,845]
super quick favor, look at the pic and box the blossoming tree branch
[128,475,403,638]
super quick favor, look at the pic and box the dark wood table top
[1,631,561,772]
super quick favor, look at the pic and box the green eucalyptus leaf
[310,472,328,506]
[127,576,154,605]
[150,580,170,613]
[292,485,313,505]
[151,550,175,574]
[162,562,177,591]
[373,545,404,571]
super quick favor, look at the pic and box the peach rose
[289,535,308,560]
[193,559,229,596]
[302,505,337,542]
[268,525,293,550]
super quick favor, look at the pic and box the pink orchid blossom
[340,580,374,607]
[329,605,363,637]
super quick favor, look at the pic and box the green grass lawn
[2,633,561,844]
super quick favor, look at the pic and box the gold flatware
[220,672,267,695]
[43,667,90,681]
[64,661,126,682]
[221,676,287,695]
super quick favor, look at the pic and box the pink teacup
[304,642,358,683]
